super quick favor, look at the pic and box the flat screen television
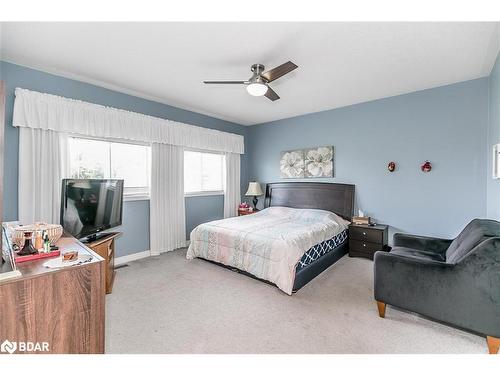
[60,179,124,241]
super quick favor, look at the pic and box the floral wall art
[280,146,334,178]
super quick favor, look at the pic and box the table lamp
[245,182,263,210]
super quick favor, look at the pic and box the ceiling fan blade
[265,86,280,101]
[261,61,298,82]
[203,81,248,84]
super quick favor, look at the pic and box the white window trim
[184,190,224,198]
[68,135,151,200]
[124,194,151,202]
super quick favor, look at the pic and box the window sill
[124,195,150,202]
[184,191,224,198]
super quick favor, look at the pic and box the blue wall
[1,60,494,254]
[0,61,248,257]
[246,78,489,241]
[488,52,500,220]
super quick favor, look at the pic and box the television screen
[60,179,124,239]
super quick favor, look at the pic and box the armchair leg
[376,301,386,318]
[487,336,500,354]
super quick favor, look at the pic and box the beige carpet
[105,249,486,354]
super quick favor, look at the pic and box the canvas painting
[280,146,334,178]
[304,146,334,177]
[280,149,305,178]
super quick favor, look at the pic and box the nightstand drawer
[349,239,384,254]
[349,226,383,243]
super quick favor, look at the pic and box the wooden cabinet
[349,224,389,260]
[84,232,120,294]
[0,236,105,354]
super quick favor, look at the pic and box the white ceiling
[1,22,499,126]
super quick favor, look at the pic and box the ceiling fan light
[246,82,268,97]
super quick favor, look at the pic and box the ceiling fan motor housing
[251,63,265,74]
[250,64,267,82]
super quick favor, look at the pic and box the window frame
[68,135,151,201]
[183,148,225,197]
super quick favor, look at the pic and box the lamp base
[252,196,258,210]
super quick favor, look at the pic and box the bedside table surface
[238,209,259,216]
[349,223,388,230]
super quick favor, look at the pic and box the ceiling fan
[203,61,298,101]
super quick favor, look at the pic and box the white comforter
[186,206,349,294]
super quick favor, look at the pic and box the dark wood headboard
[264,182,355,220]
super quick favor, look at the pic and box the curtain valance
[13,88,244,154]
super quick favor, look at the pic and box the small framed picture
[493,144,500,179]
[2,224,17,272]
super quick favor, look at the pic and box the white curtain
[223,152,241,218]
[18,128,69,224]
[13,88,244,154]
[150,143,186,255]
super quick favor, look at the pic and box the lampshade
[246,82,268,97]
[245,182,263,196]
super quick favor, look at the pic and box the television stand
[81,232,112,244]
[82,232,121,294]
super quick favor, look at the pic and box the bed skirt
[197,238,349,293]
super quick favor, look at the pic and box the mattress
[296,229,348,270]
[186,206,350,295]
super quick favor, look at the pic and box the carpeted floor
[105,249,486,354]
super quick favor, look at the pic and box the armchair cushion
[390,247,445,262]
[393,233,452,255]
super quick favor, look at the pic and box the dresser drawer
[349,239,384,254]
[349,226,383,243]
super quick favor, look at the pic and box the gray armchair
[374,219,500,354]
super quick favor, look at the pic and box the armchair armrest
[393,233,452,254]
[374,250,454,315]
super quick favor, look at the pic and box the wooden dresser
[0,236,105,354]
[83,232,121,294]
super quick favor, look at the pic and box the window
[184,150,225,195]
[69,137,151,199]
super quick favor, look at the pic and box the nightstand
[238,209,259,216]
[349,224,389,260]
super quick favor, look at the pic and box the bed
[186,182,355,294]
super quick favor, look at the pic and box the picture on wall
[304,146,334,177]
[280,146,334,178]
[280,149,305,178]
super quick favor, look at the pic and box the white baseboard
[115,250,151,266]
[115,242,190,266]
